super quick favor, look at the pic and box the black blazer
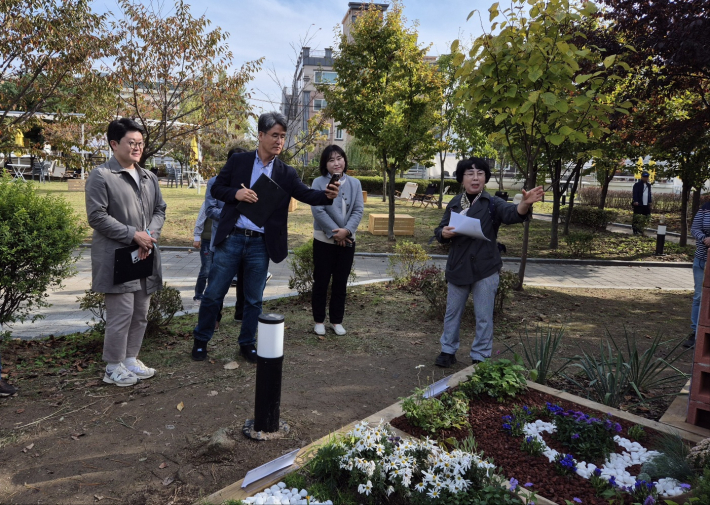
[210,151,332,263]
[632,180,652,206]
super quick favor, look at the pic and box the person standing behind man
[191,112,339,363]
[687,201,710,348]
[632,171,653,234]
[311,145,364,336]
[86,118,166,386]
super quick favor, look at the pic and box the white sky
[94,0,495,114]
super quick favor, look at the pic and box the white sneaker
[314,323,326,335]
[103,363,139,387]
[332,324,347,336]
[125,359,156,379]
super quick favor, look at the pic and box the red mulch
[390,389,666,505]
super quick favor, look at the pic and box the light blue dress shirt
[236,151,275,233]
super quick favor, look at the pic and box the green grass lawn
[32,180,693,260]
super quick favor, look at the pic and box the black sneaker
[192,339,208,361]
[239,344,258,364]
[434,352,457,368]
[0,378,17,396]
[234,313,243,322]
[683,333,696,349]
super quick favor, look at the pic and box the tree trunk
[387,166,397,242]
[381,156,387,203]
[599,170,615,210]
[680,179,692,246]
[499,158,505,191]
[691,186,702,227]
[515,163,538,291]
[563,160,584,236]
[438,153,446,209]
[549,159,562,250]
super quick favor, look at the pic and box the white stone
[277,482,287,489]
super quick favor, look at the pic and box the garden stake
[655,215,666,256]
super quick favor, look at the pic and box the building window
[335,127,343,140]
[313,99,327,111]
[314,71,337,84]
[320,127,330,137]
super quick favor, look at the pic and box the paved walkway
[5,249,693,339]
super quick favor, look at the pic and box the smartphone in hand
[329,172,341,187]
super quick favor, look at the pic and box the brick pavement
[5,249,693,339]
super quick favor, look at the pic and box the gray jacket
[435,191,526,285]
[311,174,364,240]
[85,156,167,294]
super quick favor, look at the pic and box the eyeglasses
[125,140,144,150]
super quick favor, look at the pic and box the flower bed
[391,387,693,504]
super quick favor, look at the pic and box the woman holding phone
[310,145,364,335]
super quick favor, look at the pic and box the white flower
[427,488,441,499]
[386,485,395,496]
[414,481,426,492]
[357,480,373,496]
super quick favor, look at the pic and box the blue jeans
[440,272,499,361]
[193,233,269,346]
[194,241,213,300]
[692,257,706,332]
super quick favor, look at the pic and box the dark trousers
[632,204,651,234]
[311,239,355,325]
[234,262,245,319]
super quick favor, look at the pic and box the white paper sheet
[241,448,300,488]
[449,211,490,241]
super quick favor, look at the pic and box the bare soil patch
[0,284,694,504]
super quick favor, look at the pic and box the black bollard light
[243,313,290,440]
[655,216,666,256]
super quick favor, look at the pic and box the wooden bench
[368,213,415,236]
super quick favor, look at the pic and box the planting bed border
[199,366,707,505]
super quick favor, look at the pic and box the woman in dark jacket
[434,157,543,368]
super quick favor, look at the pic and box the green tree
[0,175,84,330]
[455,0,631,286]
[321,2,443,240]
[105,0,261,166]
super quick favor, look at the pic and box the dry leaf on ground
[176,402,184,412]
[223,362,239,370]
[207,391,218,397]
[158,462,167,469]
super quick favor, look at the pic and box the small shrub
[692,468,710,504]
[507,325,568,385]
[632,213,651,235]
[688,437,710,470]
[495,270,519,317]
[565,231,596,256]
[460,357,528,401]
[401,388,470,434]
[548,405,621,462]
[627,424,647,442]
[0,175,85,327]
[566,340,632,408]
[287,240,356,296]
[388,240,430,284]
[641,432,695,483]
[560,205,617,231]
[410,265,450,320]
[77,283,183,337]
[520,435,546,456]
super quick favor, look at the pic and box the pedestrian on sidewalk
[311,145,364,337]
[0,353,17,396]
[687,201,710,348]
[433,158,543,368]
[191,112,340,363]
[632,171,653,235]
[85,118,166,387]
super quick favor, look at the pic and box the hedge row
[560,205,617,231]
[307,176,463,195]
[578,187,710,214]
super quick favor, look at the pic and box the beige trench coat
[85,156,167,294]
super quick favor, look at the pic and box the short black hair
[318,145,348,177]
[227,146,246,161]
[455,157,491,183]
[257,112,288,133]
[107,118,144,148]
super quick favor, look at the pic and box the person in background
[192,200,214,302]
[632,171,653,235]
[310,145,364,336]
[191,112,339,363]
[85,118,166,386]
[687,201,710,348]
[433,158,543,368]
[0,353,17,396]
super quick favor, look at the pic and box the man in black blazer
[632,171,652,234]
[192,112,339,363]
